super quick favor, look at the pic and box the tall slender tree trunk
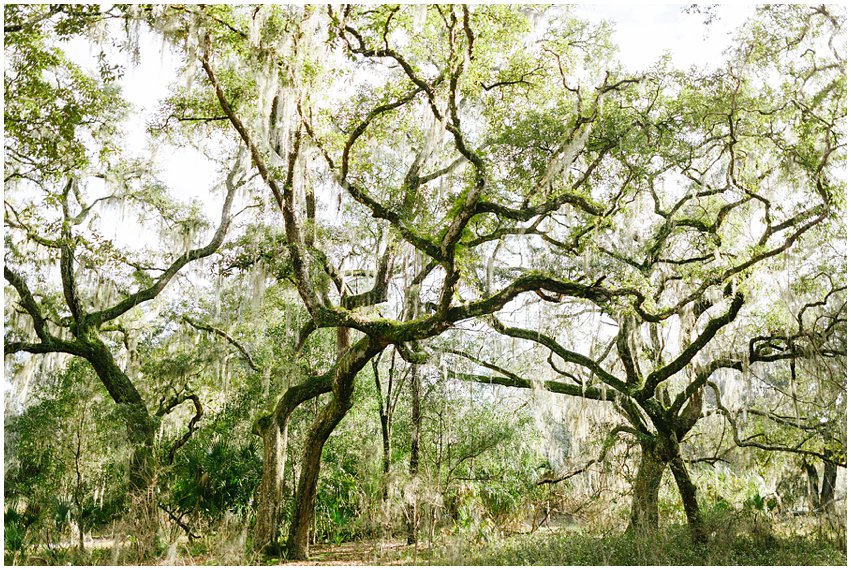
[379,411,391,502]
[669,456,706,544]
[372,354,393,502]
[372,353,392,504]
[628,443,667,533]
[406,365,421,546]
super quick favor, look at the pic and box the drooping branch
[4,266,50,343]
[86,163,243,327]
[158,393,204,465]
[706,382,845,467]
[182,316,261,373]
[158,503,200,540]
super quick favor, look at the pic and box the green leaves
[5,8,128,182]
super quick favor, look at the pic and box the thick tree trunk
[669,456,706,544]
[127,426,158,538]
[406,365,421,546]
[285,337,382,561]
[819,460,837,513]
[255,422,285,553]
[803,460,820,510]
[82,336,159,529]
[253,375,333,553]
[286,391,354,560]
[628,443,667,533]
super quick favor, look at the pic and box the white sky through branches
[63,3,755,224]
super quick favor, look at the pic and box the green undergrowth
[436,517,846,566]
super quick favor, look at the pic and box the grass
[435,514,847,566]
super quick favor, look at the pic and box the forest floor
[266,514,847,566]
[278,539,424,566]
[8,514,846,565]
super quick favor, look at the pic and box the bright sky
[577,3,751,71]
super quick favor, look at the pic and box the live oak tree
[443,4,846,542]
[151,4,843,555]
[137,4,660,558]
[3,5,245,524]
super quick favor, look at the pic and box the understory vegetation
[439,517,846,566]
[4,3,847,566]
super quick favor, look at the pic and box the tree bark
[253,375,333,553]
[627,443,667,533]
[379,409,391,502]
[372,356,392,503]
[803,460,820,511]
[255,422,285,553]
[819,460,837,513]
[406,365,421,546]
[80,336,158,527]
[285,337,382,561]
[286,394,350,560]
[669,456,707,544]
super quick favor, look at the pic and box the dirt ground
[280,539,427,566]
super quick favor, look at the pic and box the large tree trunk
[286,394,351,560]
[285,337,382,561]
[803,460,820,511]
[628,443,667,533]
[82,337,156,458]
[82,337,159,529]
[819,460,837,513]
[406,365,421,546]
[669,456,706,544]
[255,421,285,553]
[253,375,333,553]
